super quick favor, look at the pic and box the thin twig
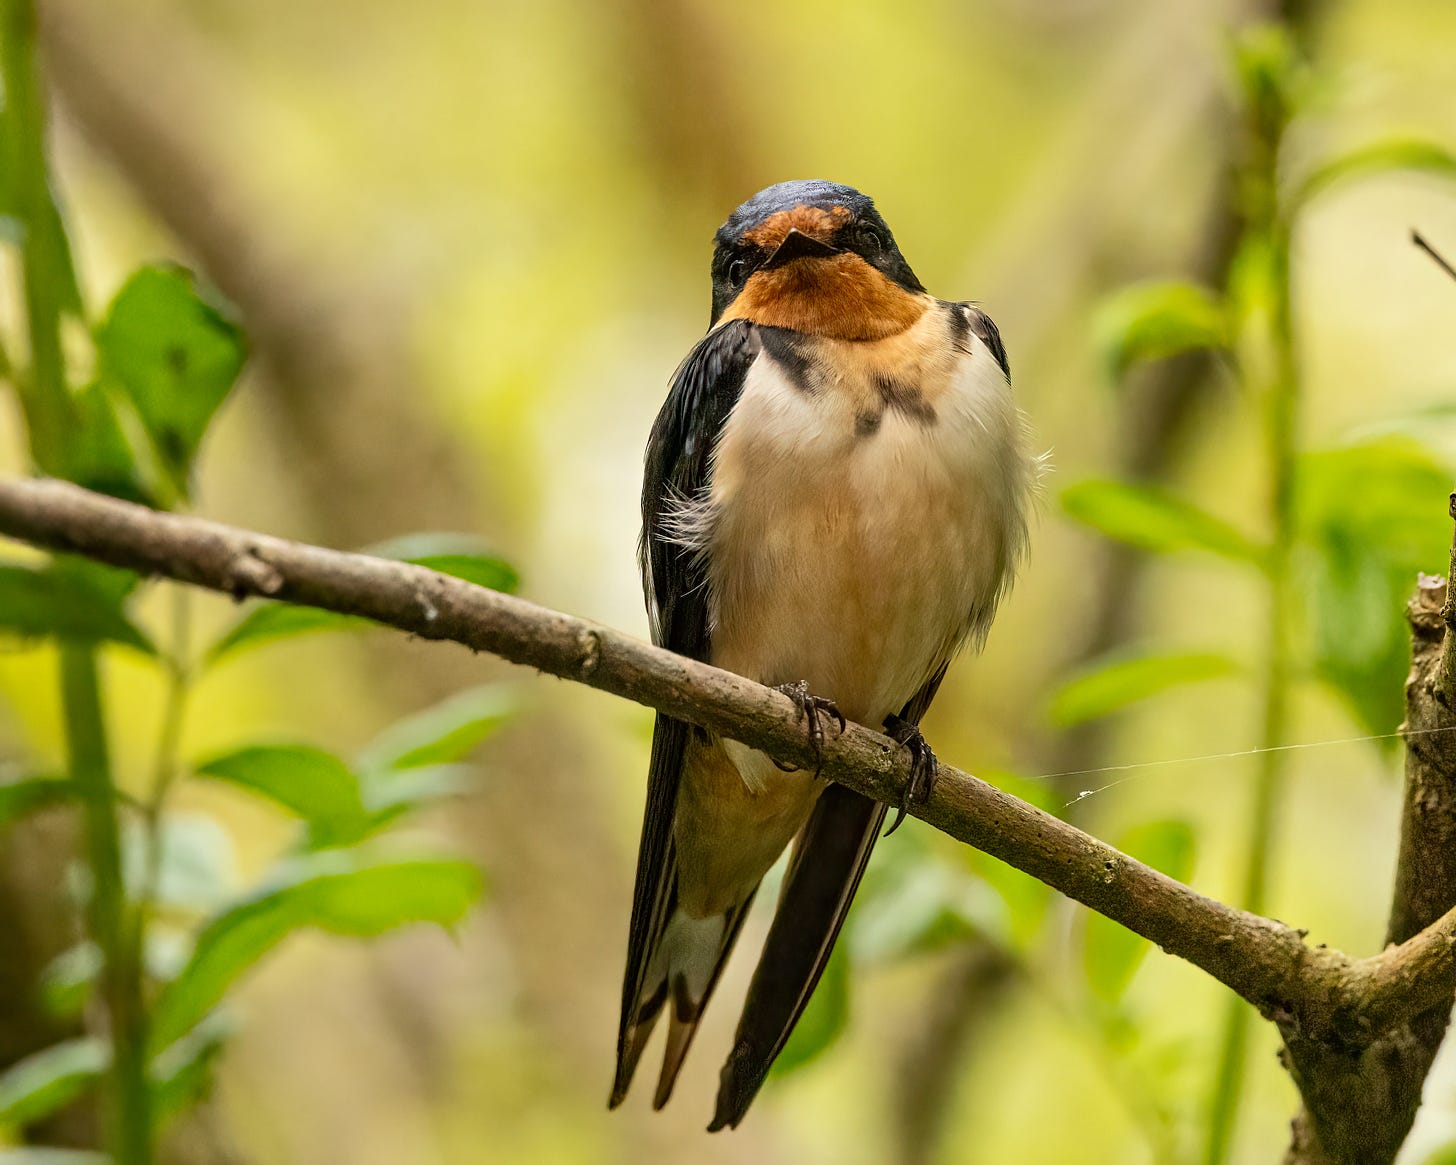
[1414,230,1456,283]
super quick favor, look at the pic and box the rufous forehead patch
[741,204,852,250]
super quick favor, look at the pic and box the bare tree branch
[1,475,1456,1162]
[1283,519,1456,1163]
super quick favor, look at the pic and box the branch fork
[0,475,1452,1163]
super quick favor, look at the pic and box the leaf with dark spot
[96,265,246,498]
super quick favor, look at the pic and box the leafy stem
[3,0,153,1157]
[0,0,75,475]
[1203,33,1303,1157]
[142,583,194,918]
[61,643,153,1165]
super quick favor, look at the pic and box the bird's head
[709,180,927,340]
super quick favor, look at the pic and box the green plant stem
[143,585,193,914]
[0,0,74,474]
[4,2,151,1155]
[1204,226,1300,1165]
[61,643,153,1165]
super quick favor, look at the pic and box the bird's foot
[882,714,938,836]
[770,680,845,776]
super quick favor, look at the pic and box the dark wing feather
[962,303,1010,379]
[611,319,760,1106]
[709,666,949,1130]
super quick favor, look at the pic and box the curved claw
[882,714,939,836]
[772,680,845,776]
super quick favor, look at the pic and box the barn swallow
[611,180,1034,1130]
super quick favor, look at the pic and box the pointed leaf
[206,605,372,664]
[152,1014,232,1124]
[0,1038,107,1126]
[357,685,515,773]
[97,265,245,494]
[1048,650,1241,727]
[365,533,518,593]
[150,854,482,1050]
[195,745,370,848]
[1084,820,1196,1002]
[1062,480,1265,564]
[850,861,1007,963]
[1295,139,1456,209]
[0,774,73,828]
[195,745,363,823]
[70,383,148,505]
[38,943,103,1019]
[1299,438,1453,737]
[205,543,515,666]
[407,553,517,592]
[1094,280,1227,380]
[356,765,475,841]
[0,561,152,653]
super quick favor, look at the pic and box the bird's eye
[857,225,885,255]
[727,257,750,286]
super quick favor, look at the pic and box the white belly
[703,337,1029,733]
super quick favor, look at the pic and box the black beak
[762,228,839,270]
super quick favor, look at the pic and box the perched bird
[611,180,1034,1130]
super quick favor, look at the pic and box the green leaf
[357,685,515,773]
[366,533,519,594]
[0,773,72,828]
[0,560,152,653]
[206,605,373,664]
[358,765,473,829]
[1299,438,1454,737]
[370,535,518,592]
[39,934,187,1020]
[205,542,516,667]
[152,1013,232,1124]
[770,942,849,1078]
[97,265,245,494]
[1093,280,1227,380]
[1232,22,1304,138]
[196,745,363,824]
[851,861,1008,963]
[150,853,483,1050]
[0,1037,107,1126]
[953,772,1057,948]
[195,745,368,848]
[1084,820,1196,1002]
[1420,1143,1456,1165]
[69,382,148,504]
[1062,480,1265,564]
[409,553,517,592]
[38,943,103,1019]
[1294,139,1456,209]
[1048,649,1241,727]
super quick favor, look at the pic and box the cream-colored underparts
[670,303,1033,920]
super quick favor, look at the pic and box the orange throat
[719,255,928,342]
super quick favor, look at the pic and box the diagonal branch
[0,475,1452,1056]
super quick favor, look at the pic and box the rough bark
[1283,522,1456,1164]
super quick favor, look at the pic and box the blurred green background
[4,0,1456,1162]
